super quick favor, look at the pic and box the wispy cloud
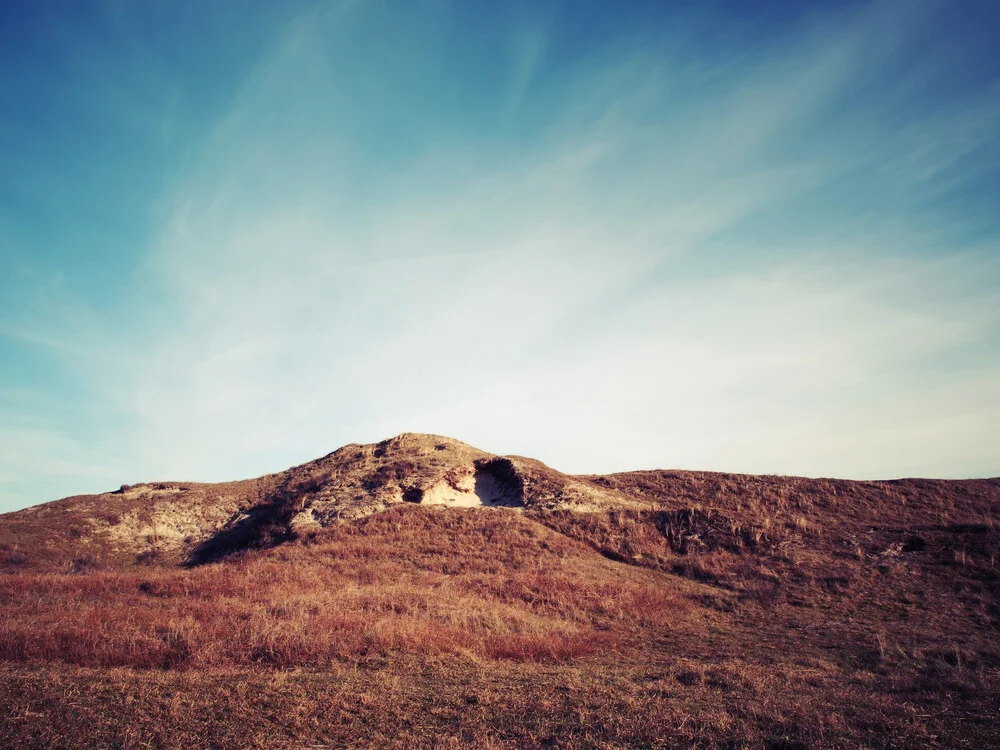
[1,0,998,510]
[505,25,546,120]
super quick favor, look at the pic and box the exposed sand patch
[413,464,524,508]
[420,471,480,507]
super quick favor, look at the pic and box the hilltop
[0,433,637,568]
[3,432,996,571]
[1,434,998,748]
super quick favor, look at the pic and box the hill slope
[1,434,998,748]
[0,433,640,568]
[2,432,996,571]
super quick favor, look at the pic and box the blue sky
[1,0,999,511]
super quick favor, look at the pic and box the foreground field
[1,436,998,747]
[2,504,999,748]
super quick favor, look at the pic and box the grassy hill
[1,434,998,748]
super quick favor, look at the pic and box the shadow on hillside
[188,458,526,564]
[473,457,525,507]
[186,501,296,566]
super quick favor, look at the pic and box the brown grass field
[1,436,998,748]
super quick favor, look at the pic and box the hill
[1,434,998,748]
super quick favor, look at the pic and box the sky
[1,0,999,511]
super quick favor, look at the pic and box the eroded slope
[0,433,636,567]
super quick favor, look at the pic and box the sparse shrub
[675,669,702,686]
[745,584,782,610]
[1,548,28,566]
[875,632,887,662]
[443,467,466,491]
[136,549,162,566]
[672,557,722,584]
[296,476,324,495]
[365,460,418,491]
[70,555,101,573]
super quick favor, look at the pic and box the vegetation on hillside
[1,437,997,748]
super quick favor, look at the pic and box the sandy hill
[2,432,996,572]
[0,433,639,567]
[1,433,999,748]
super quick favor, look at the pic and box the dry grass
[0,508,684,670]
[1,440,998,748]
